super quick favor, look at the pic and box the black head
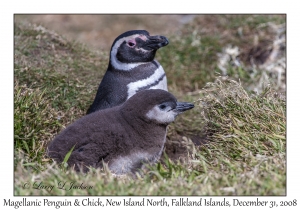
[120,89,194,125]
[110,30,169,70]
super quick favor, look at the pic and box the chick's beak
[175,102,194,113]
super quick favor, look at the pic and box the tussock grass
[197,79,286,195]
[14,16,286,195]
[201,78,285,150]
[14,83,61,170]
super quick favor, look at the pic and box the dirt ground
[15,14,196,51]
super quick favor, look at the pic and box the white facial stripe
[146,105,177,124]
[137,47,150,53]
[111,34,147,71]
[126,65,167,100]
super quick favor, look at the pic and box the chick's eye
[159,104,166,110]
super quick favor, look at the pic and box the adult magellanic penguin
[87,30,169,114]
[48,89,194,174]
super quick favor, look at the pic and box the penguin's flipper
[87,71,126,114]
[87,93,114,114]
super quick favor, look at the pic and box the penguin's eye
[127,41,136,47]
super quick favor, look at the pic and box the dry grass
[14,14,185,51]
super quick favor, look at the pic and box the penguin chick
[87,30,169,114]
[48,89,194,174]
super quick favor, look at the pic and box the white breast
[109,151,152,175]
[126,65,168,100]
[109,135,166,175]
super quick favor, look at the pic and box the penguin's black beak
[175,102,194,113]
[144,35,169,50]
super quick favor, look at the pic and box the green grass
[14,15,286,195]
